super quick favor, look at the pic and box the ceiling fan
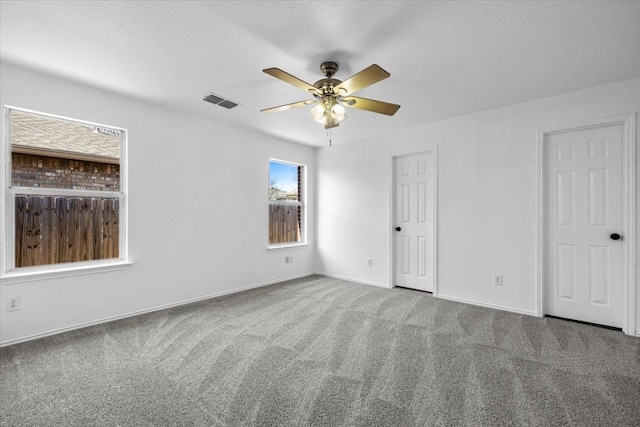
[261,62,400,129]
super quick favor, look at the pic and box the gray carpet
[1,275,639,426]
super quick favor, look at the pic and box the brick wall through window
[12,153,120,191]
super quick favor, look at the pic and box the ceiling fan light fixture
[310,104,326,123]
[309,100,346,126]
[331,103,346,120]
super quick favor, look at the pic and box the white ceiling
[1,1,639,147]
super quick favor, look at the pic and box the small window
[3,107,127,273]
[268,159,305,245]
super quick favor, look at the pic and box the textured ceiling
[1,1,639,147]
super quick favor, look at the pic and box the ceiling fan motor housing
[313,78,342,94]
[312,62,342,97]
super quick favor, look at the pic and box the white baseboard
[314,272,391,289]
[0,272,314,347]
[316,273,537,317]
[436,293,538,317]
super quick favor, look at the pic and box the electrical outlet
[367,258,373,267]
[494,274,503,286]
[285,256,293,264]
[6,296,21,312]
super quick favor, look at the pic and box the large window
[268,159,305,245]
[2,107,127,277]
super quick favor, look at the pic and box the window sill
[267,242,309,251]
[0,260,133,285]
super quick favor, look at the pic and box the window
[2,107,127,277]
[268,159,305,246]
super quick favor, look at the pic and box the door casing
[389,147,438,295]
[536,114,637,335]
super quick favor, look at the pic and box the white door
[546,125,624,328]
[393,152,434,292]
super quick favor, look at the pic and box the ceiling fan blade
[261,99,317,114]
[342,96,400,116]
[263,68,320,94]
[334,64,390,96]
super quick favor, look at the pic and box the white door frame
[535,113,637,335]
[389,147,438,295]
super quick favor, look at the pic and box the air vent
[203,93,239,109]
[218,100,238,109]
[203,94,224,104]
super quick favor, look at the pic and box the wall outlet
[6,296,21,312]
[494,274,503,286]
[285,256,293,264]
[367,258,373,267]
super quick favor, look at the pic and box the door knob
[610,233,622,241]
[395,227,401,231]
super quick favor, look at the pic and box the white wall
[0,63,316,345]
[316,78,640,333]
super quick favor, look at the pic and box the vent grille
[203,93,239,109]
[203,94,224,104]
[218,100,238,109]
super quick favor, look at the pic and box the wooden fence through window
[14,195,119,268]
[269,204,301,244]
